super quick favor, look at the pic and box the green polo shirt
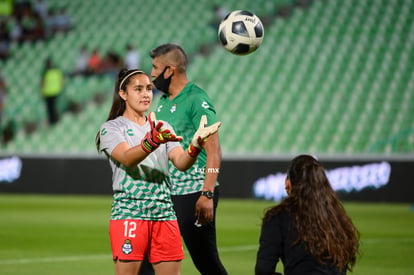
[156,82,219,195]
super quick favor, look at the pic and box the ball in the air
[218,10,264,55]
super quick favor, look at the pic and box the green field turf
[1,194,413,275]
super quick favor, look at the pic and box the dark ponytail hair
[263,155,360,272]
[95,68,146,152]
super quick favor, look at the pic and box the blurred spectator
[123,43,140,70]
[20,3,45,42]
[41,57,64,125]
[100,50,122,77]
[32,0,49,36]
[32,0,49,22]
[8,17,22,43]
[210,4,229,29]
[49,7,72,34]
[0,0,72,58]
[87,48,102,75]
[0,71,7,127]
[0,0,13,18]
[0,21,10,60]
[70,45,89,76]
[0,70,11,143]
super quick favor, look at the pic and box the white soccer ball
[218,10,264,55]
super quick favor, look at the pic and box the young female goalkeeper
[255,155,360,275]
[95,69,220,275]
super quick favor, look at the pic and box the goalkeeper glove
[141,112,182,153]
[187,115,221,157]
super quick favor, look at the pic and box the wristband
[141,132,159,153]
[187,143,201,158]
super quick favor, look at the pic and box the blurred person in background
[40,57,64,125]
[32,0,49,22]
[209,4,229,29]
[19,2,45,42]
[49,7,72,34]
[95,69,220,275]
[70,45,89,76]
[0,0,13,18]
[87,47,102,75]
[100,50,123,77]
[0,21,10,60]
[124,43,140,70]
[0,69,12,143]
[255,155,360,275]
[0,71,7,128]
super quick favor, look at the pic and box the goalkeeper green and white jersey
[99,116,180,221]
[156,82,219,195]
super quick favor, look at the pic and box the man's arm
[195,132,221,224]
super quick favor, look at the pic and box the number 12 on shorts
[124,220,137,238]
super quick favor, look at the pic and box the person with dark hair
[139,43,227,275]
[95,69,220,275]
[255,155,360,275]
[100,50,123,77]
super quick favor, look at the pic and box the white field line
[0,238,413,265]
[0,254,110,265]
[360,237,414,244]
[0,245,257,265]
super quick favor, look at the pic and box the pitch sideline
[1,238,413,265]
[0,244,259,265]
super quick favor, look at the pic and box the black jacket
[255,209,346,275]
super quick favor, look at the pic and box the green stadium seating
[0,0,413,155]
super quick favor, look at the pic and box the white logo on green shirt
[170,104,177,113]
[201,101,209,109]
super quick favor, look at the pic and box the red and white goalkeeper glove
[141,112,182,153]
[187,115,221,157]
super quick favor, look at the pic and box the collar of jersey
[162,82,193,102]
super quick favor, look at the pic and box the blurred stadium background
[0,0,412,156]
[0,0,414,274]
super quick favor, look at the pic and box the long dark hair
[95,68,147,152]
[263,155,360,271]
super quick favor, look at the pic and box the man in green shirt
[143,43,227,275]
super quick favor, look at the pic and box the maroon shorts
[109,219,184,263]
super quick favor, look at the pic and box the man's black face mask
[153,66,173,93]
